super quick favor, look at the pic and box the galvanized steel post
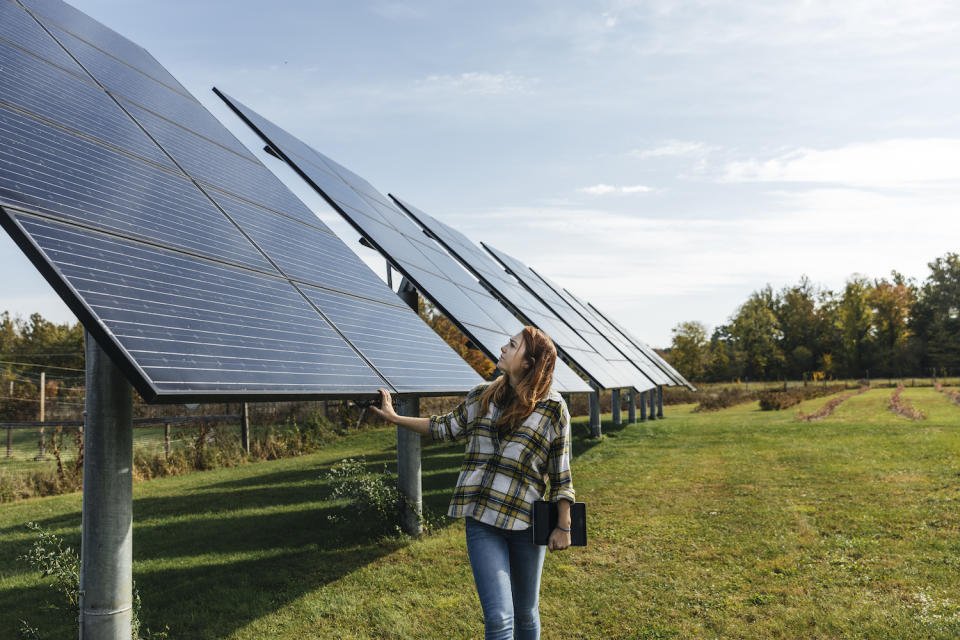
[395,278,423,536]
[589,389,602,437]
[639,389,647,421]
[628,389,637,423]
[611,389,621,425]
[657,386,664,418]
[80,330,133,639]
[647,388,656,421]
[396,397,423,536]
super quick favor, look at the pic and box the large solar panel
[0,0,482,400]
[215,91,591,394]
[530,268,673,387]
[391,196,647,392]
[585,300,694,389]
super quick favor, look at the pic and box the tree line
[667,253,960,382]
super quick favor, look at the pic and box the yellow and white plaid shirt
[429,384,575,530]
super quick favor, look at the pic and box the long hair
[479,326,557,438]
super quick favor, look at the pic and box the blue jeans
[464,517,547,640]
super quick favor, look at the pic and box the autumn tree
[417,298,496,379]
[668,320,710,380]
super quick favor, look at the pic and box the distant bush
[797,386,869,422]
[758,384,845,411]
[694,387,758,412]
[660,386,700,406]
[934,382,960,406]
[889,384,926,421]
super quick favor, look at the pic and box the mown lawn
[2,388,959,639]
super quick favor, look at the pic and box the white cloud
[723,138,960,188]
[578,183,654,195]
[628,140,712,159]
[419,72,536,96]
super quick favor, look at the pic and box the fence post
[6,425,11,458]
[628,389,637,424]
[38,370,46,459]
[611,389,621,426]
[164,423,171,459]
[79,329,133,638]
[241,403,250,454]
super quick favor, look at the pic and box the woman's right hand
[369,388,399,424]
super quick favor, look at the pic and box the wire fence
[0,398,394,497]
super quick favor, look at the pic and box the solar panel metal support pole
[611,389,621,426]
[639,391,647,421]
[79,330,133,639]
[657,386,664,418]
[589,390,602,438]
[396,278,423,536]
[628,389,637,424]
[647,389,656,421]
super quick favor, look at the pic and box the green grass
[2,389,960,638]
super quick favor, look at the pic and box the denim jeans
[464,516,547,640]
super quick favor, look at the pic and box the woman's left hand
[548,528,571,552]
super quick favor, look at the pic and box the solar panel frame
[585,300,695,390]
[480,242,659,392]
[531,269,674,387]
[389,196,643,392]
[215,90,591,394]
[0,0,483,400]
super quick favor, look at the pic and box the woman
[371,326,575,640]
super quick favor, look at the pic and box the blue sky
[2,0,959,346]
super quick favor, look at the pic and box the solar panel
[530,269,673,387]
[390,196,645,392]
[216,91,592,394]
[585,300,694,389]
[0,0,482,400]
[479,242,658,391]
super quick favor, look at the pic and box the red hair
[480,326,557,439]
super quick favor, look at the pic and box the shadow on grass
[0,442,467,639]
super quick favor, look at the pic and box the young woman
[371,326,575,640]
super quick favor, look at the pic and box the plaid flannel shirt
[429,384,575,530]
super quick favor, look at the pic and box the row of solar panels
[0,0,690,402]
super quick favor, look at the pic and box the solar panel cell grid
[302,286,484,393]
[0,38,177,169]
[206,190,403,306]
[13,213,388,397]
[216,92,593,394]
[0,0,85,74]
[0,106,277,272]
[21,0,192,98]
[0,0,483,399]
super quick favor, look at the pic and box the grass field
[2,387,959,639]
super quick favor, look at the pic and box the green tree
[776,276,820,378]
[911,253,960,374]
[668,321,710,381]
[869,272,916,377]
[838,275,874,378]
[729,289,783,380]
